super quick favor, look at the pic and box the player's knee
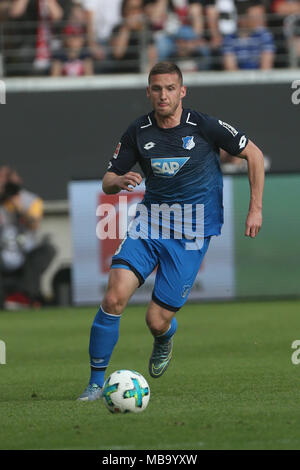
[102,290,127,315]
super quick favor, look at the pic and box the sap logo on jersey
[151,157,190,177]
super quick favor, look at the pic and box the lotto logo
[151,157,190,177]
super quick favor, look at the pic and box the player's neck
[154,106,183,129]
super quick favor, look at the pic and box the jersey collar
[150,108,189,129]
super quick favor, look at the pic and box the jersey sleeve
[107,125,139,175]
[200,113,249,156]
[222,35,235,55]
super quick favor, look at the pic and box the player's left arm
[200,113,265,239]
[237,140,265,238]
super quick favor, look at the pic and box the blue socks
[89,306,121,387]
[88,306,177,387]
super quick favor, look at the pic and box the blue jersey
[223,28,275,70]
[107,108,248,237]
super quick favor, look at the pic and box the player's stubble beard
[154,98,182,121]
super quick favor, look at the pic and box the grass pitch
[1,300,300,450]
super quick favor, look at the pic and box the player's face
[147,73,186,118]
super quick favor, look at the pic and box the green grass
[1,300,300,450]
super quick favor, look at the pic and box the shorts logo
[182,136,195,150]
[218,120,238,137]
[113,142,121,159]
[181,285,191,298]
[151,157,190,177]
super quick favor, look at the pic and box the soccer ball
[102,369,150,414]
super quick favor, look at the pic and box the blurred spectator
[271,0,300,15]
[271,0,300,66]
[170,24,211,70]
[216,0,266,34]
[0,0,10,22]
[110,0,157,72]
[51,23,94,75]
[68,0,86,24]
[222,7,275,69]
[216,0,237,35]
[7,0,73,74]
[144,0,222,63]
[82,0,123,63]
[0,167,56,309]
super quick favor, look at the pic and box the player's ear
[146,86,150,98]
[180,86,187,99]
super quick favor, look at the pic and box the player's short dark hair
[148,62,183,85]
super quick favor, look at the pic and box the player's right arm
[102,171,142,194]
[103,123,142,194]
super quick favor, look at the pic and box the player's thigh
[153,237,211,311]
[111,235,158,286]
[102,268,139,314]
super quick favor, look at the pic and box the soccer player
[78,61,264,401]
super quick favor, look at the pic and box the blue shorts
[111,236,211,312]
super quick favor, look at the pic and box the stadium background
[1,64,300,454]
[1,71,299,303]
[1,0,300,453]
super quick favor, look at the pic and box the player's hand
[117,172,142,192]
[245,209,262,238]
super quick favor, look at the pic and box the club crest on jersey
[182,136,195,150]
[151,157,190,177]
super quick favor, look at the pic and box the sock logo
[92,358,105,364]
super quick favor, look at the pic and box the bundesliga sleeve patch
[218,120,238,137]
[113,142,122,159]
